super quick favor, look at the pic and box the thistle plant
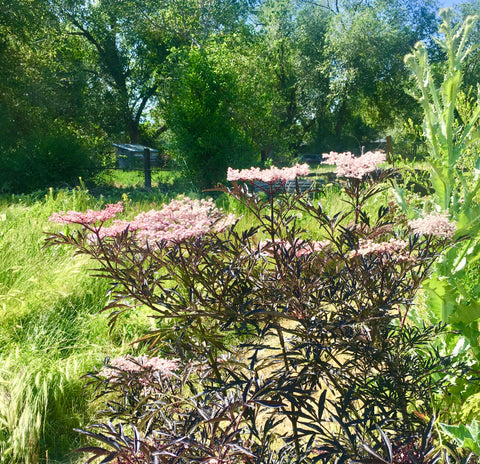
[403,9,480,360]
[46,159,465,463]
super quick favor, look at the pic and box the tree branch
[68,16,104,56]
[134,85,158,125]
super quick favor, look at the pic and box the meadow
[0,153,476,464]
[2,10,480,463]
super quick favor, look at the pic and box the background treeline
[1,0,480,192]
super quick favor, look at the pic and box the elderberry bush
[46,155,469,464]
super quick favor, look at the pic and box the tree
[0,0,105,193]
[293,2,337,150]
[163,42,258,189]
[324,0,439,143]
[257,0,301,145]
[53,0,167,143]
[249,0,441,153]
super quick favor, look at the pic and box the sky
[439,0,463,7]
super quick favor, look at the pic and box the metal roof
[113,143,159,154]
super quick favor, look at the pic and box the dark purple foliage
[45,165,470,464]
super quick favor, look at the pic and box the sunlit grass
[0,187,154,463]
[99,168,184,189]
[0,169,396,463]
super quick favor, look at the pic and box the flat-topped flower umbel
[97,196,235,245]
[409,212,457,239]
[227,163,310,183]
[260,239,330,257]
[49,197,236,247]
[351,238,411,263]
[100,355,179,380]
[322,150,386,179]
[49,202,124,225]
[99,355,180,396]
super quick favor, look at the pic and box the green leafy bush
[164,44,257,190]
[400,9,480,363]
[0,124,103,194]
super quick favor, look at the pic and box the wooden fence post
[144,148,151,189]
[386,135,393,165]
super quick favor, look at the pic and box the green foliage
[458,1,480,92]
[164,44,258,189]
[54,0,164,144]
[2,0,447,196]
[402,9,480,367]
[0,127,101,194]
[0,0,111,194]
[440,420,480,456]
[322,0,438,145]
[405,9,480,214]
[459,393,480,423]
[0,354,94,464]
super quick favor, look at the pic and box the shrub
[46,158,470,463]
[164,45,258,190]
[0,124,103,194]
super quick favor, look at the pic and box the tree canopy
[5,0,479,192]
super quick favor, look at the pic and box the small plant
[46,157,467,463]
[439,420,480,458]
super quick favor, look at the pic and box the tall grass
[0,187,154,463]
[0,175,366,463]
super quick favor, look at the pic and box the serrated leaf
[448,301,480,325]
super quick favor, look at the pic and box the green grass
[100,168,183,189]
[0,168,400,463]
[0,187,155,463]
[92,168,198,202]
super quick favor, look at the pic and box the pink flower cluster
[227,164,310,183]
[99,355,179,394]
[98,196,236,246]
[408,212,456,239]
[100,355,179,378]
[351,238,409,261]
[322,151,386,179]
[49,202,124,225]
[260,239,330,257]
